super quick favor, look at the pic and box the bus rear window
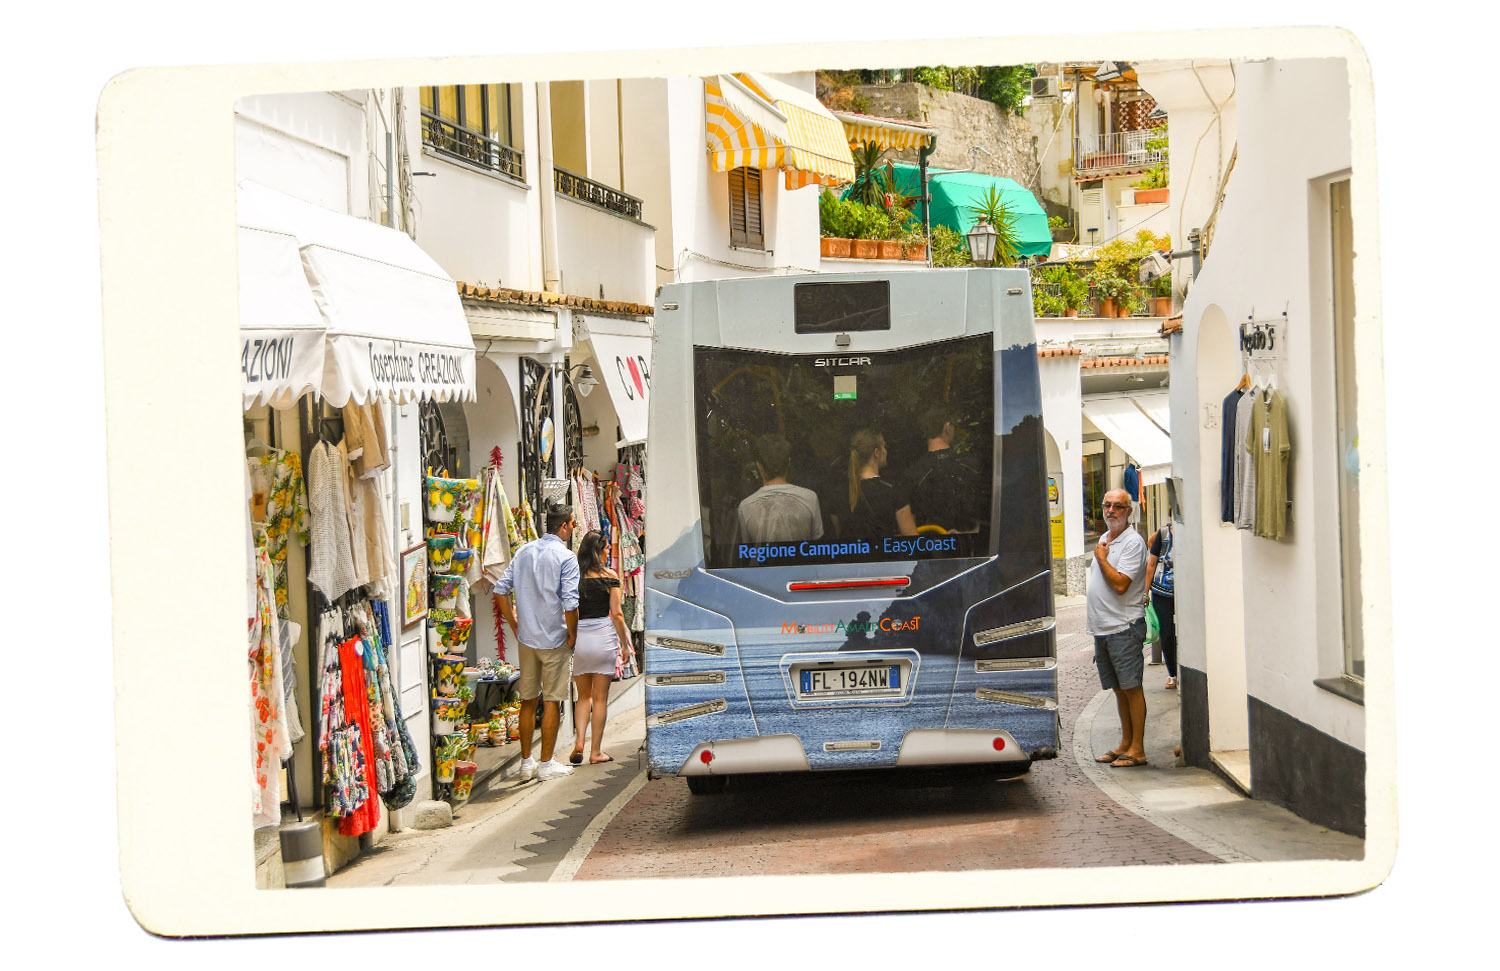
[793,280,890,333]
[694,336,993,569]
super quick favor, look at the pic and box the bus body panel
[645,269,1055,777]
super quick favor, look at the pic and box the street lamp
[967,215,998,267]
[556,362,599,397]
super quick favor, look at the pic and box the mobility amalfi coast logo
[779,616,921,635]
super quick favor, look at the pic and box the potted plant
[819,190,853,258]
[1089,271,1129,317]
[1048,214,1071,242]
[1032,288,1065,317]
[850,203,881,260]
[1057,267,1088,317]
[1151,271,1173,317]
[877,211,904,260]
[901,223,928,261]
[1133,125,1170,204]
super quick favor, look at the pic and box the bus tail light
[993,737,1006,751]
[787,577,911,592]
[700,750,714,764]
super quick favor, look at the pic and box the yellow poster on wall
[1047,475,1065,559]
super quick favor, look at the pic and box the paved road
[573,606,1222,879]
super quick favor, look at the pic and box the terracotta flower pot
[851,239,880,259]
[1098,297,1117,318]
[821,237,851,258]
[878,240,903,260]
[1153,296,1173,317]
[1134,188,1169,205]
[1064,308,1079,317]
[904,243,927,261]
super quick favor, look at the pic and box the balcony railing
[554,166,644,221]
[1074,129,1165,176]
[421,110,525,181]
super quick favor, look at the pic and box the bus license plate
[799,665,901,698]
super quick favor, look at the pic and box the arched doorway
[1193,303,1250,780]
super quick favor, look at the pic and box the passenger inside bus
[904,407,984,533]
[734,434,824,544]
[839,428,918,539]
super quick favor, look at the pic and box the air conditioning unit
[1031,76,1060,99]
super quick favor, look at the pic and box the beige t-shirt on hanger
[1247,388,1291,541]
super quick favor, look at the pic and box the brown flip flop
[1109,755,1148,767]
[1095,750,1122,763]
[569,750,583,765]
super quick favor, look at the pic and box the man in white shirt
[1086,489,1150,768]
[735,435,823,545]
[495,504,580,781]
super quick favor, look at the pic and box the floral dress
[249,450,310,619]
[250,543,292,828]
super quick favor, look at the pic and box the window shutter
[728,167,764,249]
[729,168,748,246]
[744,167,763,249]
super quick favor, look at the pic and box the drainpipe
[536,82,562,294]
[919,135,937,266]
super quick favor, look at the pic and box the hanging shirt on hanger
[338,441,371,591]
[1221,386,1246,523]
[1249,388,1292,541]
[341,401,390,479]
[1122,463,1140,502]
[1232,386,1258,533]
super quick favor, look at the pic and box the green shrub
[930,224,973,267]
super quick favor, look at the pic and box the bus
[643,269,1057,794]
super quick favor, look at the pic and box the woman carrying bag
[1144,517,1178,690]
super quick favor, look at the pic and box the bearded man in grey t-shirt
[736,435,824,544]
[1086,488,1150,768]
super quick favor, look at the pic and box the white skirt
[573,616,619,676]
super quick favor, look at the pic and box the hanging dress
[249,542,292,828]
[249,450,310,619]
[336,634,381,837]
[307,440,359,600]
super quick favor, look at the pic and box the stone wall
[851,83,1043,200]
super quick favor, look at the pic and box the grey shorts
[1094,618,1147,690]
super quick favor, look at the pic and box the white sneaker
[536,759,574,780]
[518,757,538,781]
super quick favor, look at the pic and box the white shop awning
[1082,393,1172,486]
[236,181,476,407]
[236,206,327,410]
[579,316,653,447]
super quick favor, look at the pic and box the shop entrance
[1195,302,1250,789]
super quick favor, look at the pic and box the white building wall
[404,85,541,292]
[1037,357,1084,562]
[1153,57,1362,751]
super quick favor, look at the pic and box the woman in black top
[841,428,918,539]
[568,530,634,765]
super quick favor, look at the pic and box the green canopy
[847,162,1052,259]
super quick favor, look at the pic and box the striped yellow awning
[704,73,855,190]
[834,110,938,152]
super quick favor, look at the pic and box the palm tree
[966,185,1021,266]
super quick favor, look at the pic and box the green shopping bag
[1144,602,1160,644]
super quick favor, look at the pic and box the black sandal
[569,750,583,765]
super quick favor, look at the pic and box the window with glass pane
[420,84,521,178]
[1332,178,1363,681]
[694,336,994,569]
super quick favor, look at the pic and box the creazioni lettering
[882,536,958,556]
[242,337,295,383]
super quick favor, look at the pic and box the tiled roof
[1161,315,1183,335]
[456,282,653,317]
[1037,347,1083,358]
[1081,355,1170,369]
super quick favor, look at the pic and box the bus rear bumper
[672,728,1043,776]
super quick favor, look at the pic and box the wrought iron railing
[554,166,644,221]
[1073,129,1166,175]
[421,110,525,181]
[519,357,551,536]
